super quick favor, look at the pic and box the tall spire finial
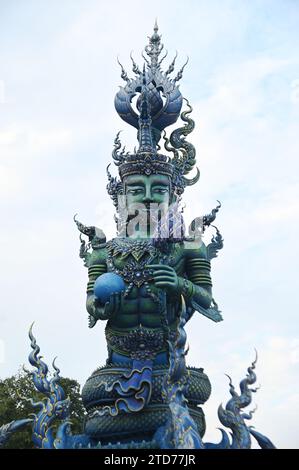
[137,66,155,154]
[144,20,164,71]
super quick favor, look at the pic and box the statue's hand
[104,292,123,318]
[88,314,97,328]
[97,292,123,319]
[149,264,179,294]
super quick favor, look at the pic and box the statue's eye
[128,188,144,195]
[153,187,168,194]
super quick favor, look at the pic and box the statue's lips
[135,210,161,223]
[131,208,159,217]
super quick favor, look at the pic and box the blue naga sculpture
[0,23,275,449]
[18,324,91,449]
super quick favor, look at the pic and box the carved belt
[105,326,176,360]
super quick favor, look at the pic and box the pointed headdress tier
[108,22,199,199]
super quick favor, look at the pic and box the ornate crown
[107,21,200,208]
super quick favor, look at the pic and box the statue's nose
[142,187,153,202]
[142,195,153,203]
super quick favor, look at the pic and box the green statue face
[123,174,172,237]
[124,174,171,207]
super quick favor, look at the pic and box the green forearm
[177,276,212,310]
[86,263,107,294]
[86,261,108,321]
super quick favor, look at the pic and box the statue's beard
[126,205,159,237]
[118,204,185,240]
[116,196,185,239]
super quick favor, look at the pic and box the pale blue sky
[0,0,299,448]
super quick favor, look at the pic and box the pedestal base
[82,363,211,445]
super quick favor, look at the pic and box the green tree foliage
[0,368,86,448]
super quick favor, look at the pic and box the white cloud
[0,165,22,198]
[26,128,73,154]
[0,340,5,365]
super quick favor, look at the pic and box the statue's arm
[177,277,212,310]
[179,243,212,309]
[85,247,123,327]
[85,248,109,327]
[180,243,222,322]
[151,242,222,322]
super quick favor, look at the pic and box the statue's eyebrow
[126,180,145,186]
[125,178,169,186]
[151,180,169,186]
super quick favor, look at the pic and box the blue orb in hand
[94,272,125,304]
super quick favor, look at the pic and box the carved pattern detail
[105,326,176,360]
